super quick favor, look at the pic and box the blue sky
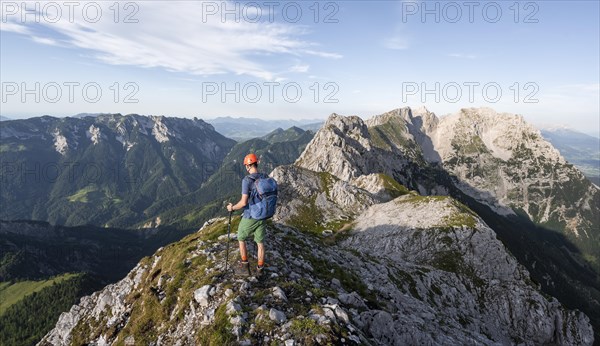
[1,0,599,134]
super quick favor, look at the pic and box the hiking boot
[255,265,264,278]
[234,261,251,277]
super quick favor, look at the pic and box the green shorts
[237,217,266,243]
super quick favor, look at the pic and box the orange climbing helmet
[244,153,258,166]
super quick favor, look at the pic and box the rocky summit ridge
[39,200,594,345]
[39,107,596,345]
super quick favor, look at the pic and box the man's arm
[227,194,249,212]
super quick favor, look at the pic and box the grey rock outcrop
[269,308,287,324]
[295,113,410,184]
[194,285,214,307]
[271,165,380,227]
[39,262,147,346]
[343,195,593,345]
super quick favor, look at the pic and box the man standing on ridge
[227,153,267,277]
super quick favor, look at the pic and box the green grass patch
[289,318,328,345]
[317,171,337,198]
[195,305,236,345]
[441,209,477,229]
[286,196,324,234]
[377,174,411,198]
[67,185,100,203]
[1,273,95,346]
[201,216,242,242]
[322,220,355,245]
[0,144,26,152]
[458,136,490,155]
[429,250,485,289]
[395,193,447,206]
[67,186,122,205]
[368,120,410,151]
[0,273,78,315]
[285,194,355,244]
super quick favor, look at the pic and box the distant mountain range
[0,114,235,228]
[539,127,600,185]
[71,113,102,119]
[5,114,597,187]
[206,116,322,140]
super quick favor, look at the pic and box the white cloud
[448,53,477,60]
[290,63,310,73]
[31,36,59,46]
[1,1,341,80]
[302,49,343,59]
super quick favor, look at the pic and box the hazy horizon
[2,107,599,138]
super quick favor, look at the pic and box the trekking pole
[225,210,232,272]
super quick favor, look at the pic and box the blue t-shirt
[241,173,266,219]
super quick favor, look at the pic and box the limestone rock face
[343,195,594,344]
[270,165,381,227]
[295,113,418,184]
[295,113,376,181]
[410,107,598,247]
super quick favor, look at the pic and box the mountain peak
[365,107,411,127]
[365,106,438,137]
[435,107,561,163]
[295,113,376,181]
[288,125,304,133]
[261,126,308,144]
[324,113,368,135]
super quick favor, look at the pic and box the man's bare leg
[257,242,265,267]
[239,241,248,261]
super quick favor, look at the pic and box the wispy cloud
[302,49,343,59]
[31,36,59,46]
[1,1,341,80]
[1,21,31,34]
[448,53,477,60]
[383,36,409,50]
[290,63,310,73]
